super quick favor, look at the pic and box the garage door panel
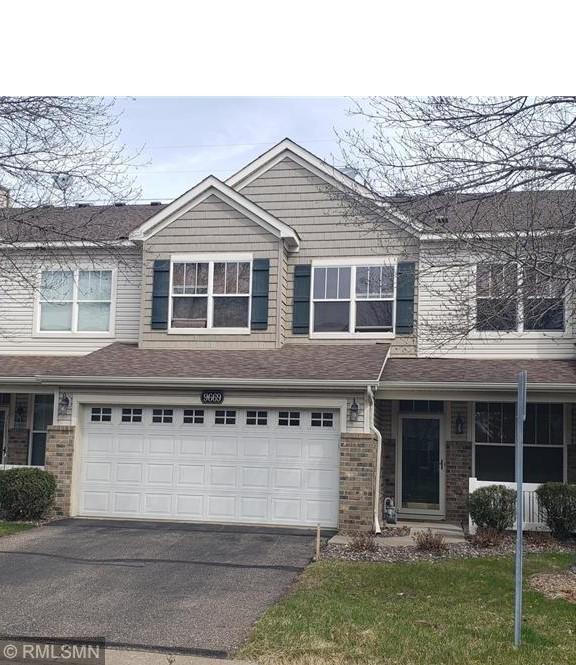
[114,492,140,513]
[179,437,207,456]
[83,462,112,482]
[178,464,205,485]
[79,406,340,527]
[147,464,175,484]
[116,462,143,483]
[240,466,269,488]
[175,494,204,517]
[117,436,145,455]
[149,438,176,455]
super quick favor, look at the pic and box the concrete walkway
[330,521,466,548]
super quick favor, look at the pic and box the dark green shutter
[395,261,416,334]
[151,259,170,330]
[251,259,270,330]
[293,264,311,335]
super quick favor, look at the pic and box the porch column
[44,425,75,517]
[445,402,472,526]
[339,432,377,532]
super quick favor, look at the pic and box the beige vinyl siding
[0,248,141,355]
[418,242,576,359]
[140,194,281,349]
[239,157,418,357]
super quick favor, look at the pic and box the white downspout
[368,385,382,534]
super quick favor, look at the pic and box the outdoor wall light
[455,414,465,435]
[350,397,360,421]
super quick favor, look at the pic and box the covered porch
[0,391,57,468]
[376,357,576,528]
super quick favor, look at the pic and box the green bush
[0,468,56,521]
[535,482,576,539]
[468,485,516,532]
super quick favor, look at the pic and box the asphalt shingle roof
[37,342,390,383]
[0,204,167,242]
[380,357,576,385]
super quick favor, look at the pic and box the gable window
[474,402,564,483]
[170,255,251,332]
[39,269,113,334]
[311,263,395,336]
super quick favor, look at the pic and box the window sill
[469,330,567,338]
[33,331,115,338]
[309,332,396,340]
[167,327,251,335]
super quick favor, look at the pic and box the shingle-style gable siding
[0,248,141,355]
[239,157,419,356]
[140,194,281,349]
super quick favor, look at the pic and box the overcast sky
[115,97,365,202]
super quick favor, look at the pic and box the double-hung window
[170,255,251,332]
[475,263,517,331]
[311,263,395,335]
[39,269,113,333]
[523,267,564,331]
[475,263,565,332]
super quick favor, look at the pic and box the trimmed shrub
[0,468,56,521]
[535,482,576,539]
[348,531,378,553]
[469,527,505,548]
[468,485,516,532]
[413,528,448,552]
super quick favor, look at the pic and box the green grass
[239,554,576,665]
[0,522,35,537]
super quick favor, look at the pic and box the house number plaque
[201,390,224,404]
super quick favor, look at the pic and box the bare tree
[340,97,576,351]
[0,96,140,337]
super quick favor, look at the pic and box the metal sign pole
[514,370,527,648]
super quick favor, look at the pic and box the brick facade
[376,400,396,508]
[44,425,75,517]
[4,429,30,465]
[445,440,472,526]
[339,432,377,532]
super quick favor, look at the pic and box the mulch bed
[322,534,575,563]
[530,569,576,602]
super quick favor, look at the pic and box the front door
[398,415,445,516]
[0,409,6,464]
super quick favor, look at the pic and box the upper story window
[311,263,395,336]
[39,269,113,334]
[475,263,564,332]
[170,255,251,333]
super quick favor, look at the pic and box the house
[0,139,574,531]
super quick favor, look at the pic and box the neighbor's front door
[399,415,445,516]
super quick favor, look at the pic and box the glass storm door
[400,416,444,515]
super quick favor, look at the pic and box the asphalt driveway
[0,519,319,656]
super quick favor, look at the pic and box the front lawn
[0,522,35,537]
[239,554,575,665]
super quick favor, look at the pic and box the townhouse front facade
[0,139,574,531]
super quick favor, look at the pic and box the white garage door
[78,405,340,527]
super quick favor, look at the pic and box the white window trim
[309,258,397,339]
[471,262,568,337]
[168,253,253,335]
[34,267,117,337]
